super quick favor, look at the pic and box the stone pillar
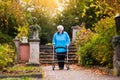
[112,36,120,76]
[71,25,81,43]
[13,38,20,63]
[28,39,40,65]
[112,14,120,76]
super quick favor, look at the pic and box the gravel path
[41,65,120,80]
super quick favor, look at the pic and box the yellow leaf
[23,0,30,3]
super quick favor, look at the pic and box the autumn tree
[22,0,58,44]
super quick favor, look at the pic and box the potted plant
[15,24,30,63]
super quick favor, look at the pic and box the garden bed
[0,64,43,79]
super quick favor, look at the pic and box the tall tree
[23,0,59,44]
[55,0,120,31]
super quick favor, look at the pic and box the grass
[0,64,43,80]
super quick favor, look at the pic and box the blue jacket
[52,31,70,53]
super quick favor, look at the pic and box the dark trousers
[56,52,66,69]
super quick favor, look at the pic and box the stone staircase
[39,45,78,64]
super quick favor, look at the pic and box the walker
[52,45,69,70]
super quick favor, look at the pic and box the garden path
[41,64,120,80]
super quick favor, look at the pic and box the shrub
[76,17,115,67]
[92,17,115,67]
[76,26,94,47]
[0,44,15,69]
[76,27,95,67]
[78,42,95,67]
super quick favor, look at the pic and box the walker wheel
[52,64,55,70]
[66,64,69,70]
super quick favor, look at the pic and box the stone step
[39,60,78,64]
[40,52,77,55]
[40,45,77,52]
[40,57,77,60]
[40,55,77,58]
[39,45,78,64]
[40,52,77,54]
[40,50,77,53]
[40,53,77,59]
[40,45,76,48]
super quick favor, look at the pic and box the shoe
[59,67,63,70]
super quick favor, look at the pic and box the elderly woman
[52,25,70,70]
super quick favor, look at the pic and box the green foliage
[0,44,15,69]
[76,27,95,67]
[29,10,56,44]
[76,17,115,67]
[76,26,94,47]
[55,0,85,38]
[55,0,120,36]
[0,66,42,80]
[92,17,115,66]
[16,24,29,40]
[78,42,95,67]
[0,32,13,44]
[0,0,18,38]
[8,66,42,72]
[82,0,116,29]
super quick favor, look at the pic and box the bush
[76,27,94,47]
[76,27,96,67]
[0,44,15,69]
[92,17,115,67]
[78,42,95,67]
[76,17,115,67]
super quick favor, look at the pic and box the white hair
[57,25,64,30]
